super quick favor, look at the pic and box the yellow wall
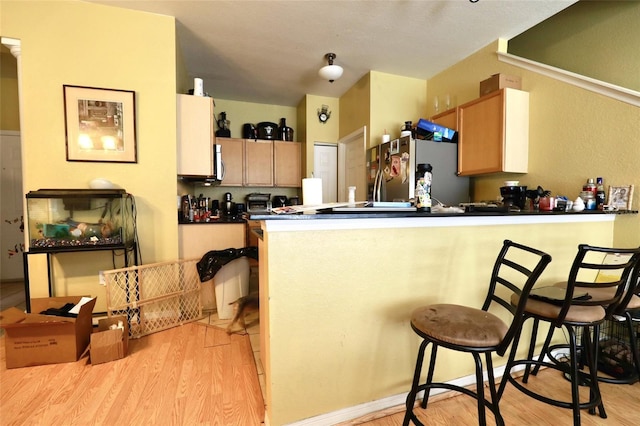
[0,46,19,130]
[427,40,640,247]
[339,72,371,143]
[300,94,340,177]
[369,71,427,144]
[2,1,179,306]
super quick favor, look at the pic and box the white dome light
[318,53,343,83]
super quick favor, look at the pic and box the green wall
[509,0,640,91]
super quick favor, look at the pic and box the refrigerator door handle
[373,168,382,203]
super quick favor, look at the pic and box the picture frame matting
[63,85,137,163]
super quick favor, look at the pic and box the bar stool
[403,240,552,426]
[498,244,640,426]
[534,262,640,385]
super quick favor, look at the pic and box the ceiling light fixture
[318,53,343,83]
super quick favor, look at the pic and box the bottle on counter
[596,177,606,210]
[581,190,596,210]
[415,163,432,212]
[583,178,597,198]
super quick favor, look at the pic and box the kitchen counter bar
[249,209,635,221]
[256,211,624,425]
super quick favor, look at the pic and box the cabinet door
[216,137,244,186]
[177,95,213,175]
[457,88,528,176]
[274,141,301,187]
[244,139,274,186]
[431,107,458,130]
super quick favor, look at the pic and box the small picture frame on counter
[608,185,634,210]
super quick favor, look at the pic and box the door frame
[337,126,367,202]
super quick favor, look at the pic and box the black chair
[541,260,640,385]
[403,240,552,426]
[498,244,640,426]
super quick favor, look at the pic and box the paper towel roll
[194,78,204,96]
[302,178,323,206]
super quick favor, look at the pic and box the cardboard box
[1,296,96,369]
[479,73,522,96]
[90,316,129,365]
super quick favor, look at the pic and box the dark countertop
[178,216,246,224]
[248,209,637,221]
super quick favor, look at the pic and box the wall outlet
[98,270,105,285]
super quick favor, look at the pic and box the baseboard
[284,351,557,426]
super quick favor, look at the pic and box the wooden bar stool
[403,240,552,426]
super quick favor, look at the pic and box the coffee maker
[500,185,527,210]
[221,192,236,217]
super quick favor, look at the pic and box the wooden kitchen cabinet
[431,107,458,130]
[177,94,214,176]
[244,139,274,186]
[274,141,302,187]
[216,137,244,186]
[457,88,529,176]
[215,137,302,187]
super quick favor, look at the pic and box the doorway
[313,143,338,203]
[338,126,367,202]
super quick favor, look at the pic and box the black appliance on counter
[246,193,271,214]
[500,185,527,210]
[272,195,287,208]
[221,192,236,217]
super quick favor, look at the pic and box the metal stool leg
[421,343,438,409]
[404,339,430,426]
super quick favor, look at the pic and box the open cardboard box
[0,296,96,369]
[90,316,129,365]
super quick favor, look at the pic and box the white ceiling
[87,0,577,106]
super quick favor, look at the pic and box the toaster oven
[246,193,271,214]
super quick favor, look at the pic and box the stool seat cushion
[552,281,640,309]
[411,304,508,348]
[511,293,606,324]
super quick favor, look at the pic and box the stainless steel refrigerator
[367,136,470,206]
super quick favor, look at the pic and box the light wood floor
[1,321,265,425]
[2,283,639,425]
[348,368,640,425]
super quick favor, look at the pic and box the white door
[1,130,24,280]
[313,143,338,203]
[338,126,367,202]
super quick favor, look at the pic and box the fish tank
[26,189,135,252]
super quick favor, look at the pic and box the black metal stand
[22,242,138,313]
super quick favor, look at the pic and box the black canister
[243,123,257,139]
[258,122,278,140]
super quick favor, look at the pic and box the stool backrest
[481,239,552,355]
[609,256,640,316]
[554,245,640,326]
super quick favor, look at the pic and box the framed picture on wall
[63,85,137,163]
[608,185,634,210]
